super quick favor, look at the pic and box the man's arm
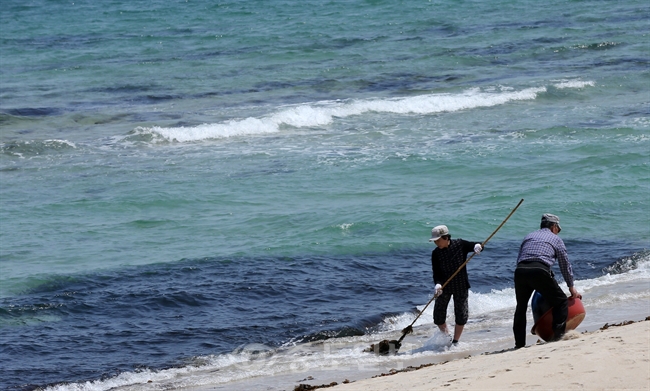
[431,251,441,284]
[554,237,575,288]
[460,239,482,256]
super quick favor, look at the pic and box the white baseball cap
[429,225,449,242]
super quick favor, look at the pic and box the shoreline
[295,318,650,391]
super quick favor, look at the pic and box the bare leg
[437,323,449,335]
[453,324,464,342]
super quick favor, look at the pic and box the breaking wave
[134,81,593,143]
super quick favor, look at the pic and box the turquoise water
[1,0,649,389]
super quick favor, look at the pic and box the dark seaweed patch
[4,107,62,117]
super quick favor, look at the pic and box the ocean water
[1,0,649,390]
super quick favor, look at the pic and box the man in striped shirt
[513,213,581,349]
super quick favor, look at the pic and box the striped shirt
[517,228,574,287]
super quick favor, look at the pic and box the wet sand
[303,319,650,391]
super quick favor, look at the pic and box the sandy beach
[298,319,650,391]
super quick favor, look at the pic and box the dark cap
[542,213,561,230]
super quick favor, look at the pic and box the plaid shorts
[433,290,469,326]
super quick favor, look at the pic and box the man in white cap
[513,213,581,349]
[430,225,483,344]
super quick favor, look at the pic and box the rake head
[364,339,401,355]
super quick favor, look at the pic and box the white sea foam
[470,287,517,316]
[552,79,596,89]
[339,223,354,231]
[138,83,600,143]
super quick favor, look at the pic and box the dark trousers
[513,261,568,348]
[433,290,469,326]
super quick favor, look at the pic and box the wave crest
[135,83,597,143]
